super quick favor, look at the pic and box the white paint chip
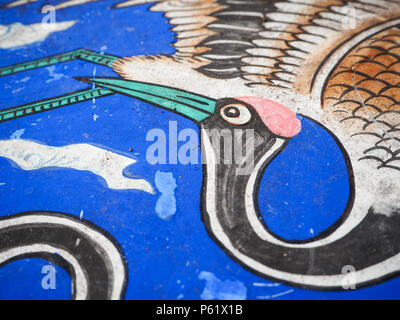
[199,271,247,300]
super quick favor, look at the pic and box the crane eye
[220,103,251,125]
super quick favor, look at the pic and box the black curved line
[351,131,383,139]
[374,70,400,81]
[363,119,395,131]
[332,99,362,107]
[340,115,369,124]
[350,54,373,60]
[0,251,78,299]
[375,110,400,118]
[200,111,400,290]
[330,69,372,81]
[338,86,376,101]
[359,155,385,164]
[370,38,399,46]
[364,145,395,156]
[354,58,389,69]
[388,60,400,69]
[324,96,340,101]
[358,78,392,88]
[379,164,400,171]
[365,94,398,105]
[332,110,349,114]
[351,105,383,116]
[373,51,400,63]
[0,211,128,300]
[252,115,356,245]
[376,137,400,145]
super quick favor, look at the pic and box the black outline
[0,211,128,300]
[198,112,400,291]
[252,115,355,245]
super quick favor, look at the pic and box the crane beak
[75,77,216,123]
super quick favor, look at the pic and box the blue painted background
[0,0,399,299]
[259,116,350,242]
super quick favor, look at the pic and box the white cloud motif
[0,139,154,194]
[0,21,76,49]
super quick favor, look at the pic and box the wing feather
[111,0,400,88]
[3,0,400,90]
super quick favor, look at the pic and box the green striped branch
[0,87,114,123]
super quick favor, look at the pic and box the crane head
[76,77,301,139]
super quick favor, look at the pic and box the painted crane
[1,0,400,297]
